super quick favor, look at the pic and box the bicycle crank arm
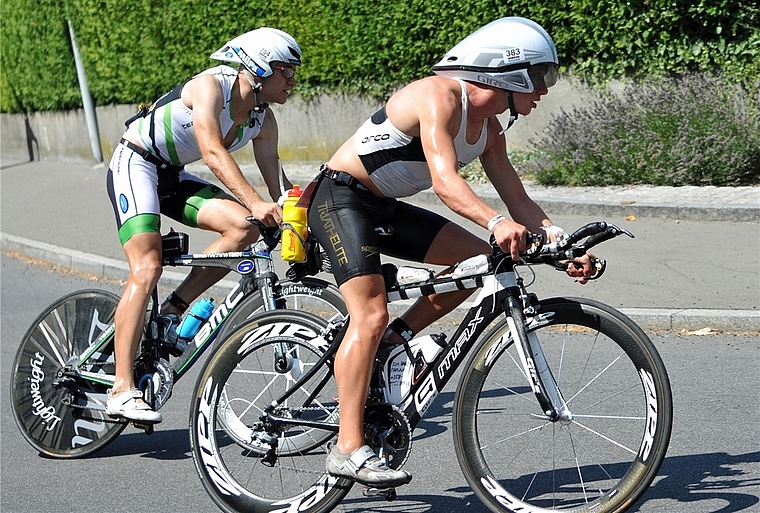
[265,412,340,432]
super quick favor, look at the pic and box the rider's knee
[222,218,259,247]
[351,308,390,343]
[129,258,163,289]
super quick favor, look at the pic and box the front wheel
[10,290,127,458]
[189,310,351,513]
[453,297,672,513]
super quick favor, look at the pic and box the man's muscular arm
[183,74,282,226]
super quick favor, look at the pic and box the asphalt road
[1,254,759,513]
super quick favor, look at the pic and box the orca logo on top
[361,133,391,144]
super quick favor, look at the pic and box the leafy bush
[525,73,760,186]
[0,0,81,112]
[460,149,538,183]
[2,0,758,112]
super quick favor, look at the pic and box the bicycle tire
[10,289,128,458]
[453,297,672,513]
[190,310,351,513]
[214,277,346,344]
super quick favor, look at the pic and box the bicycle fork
[505,292,572,423]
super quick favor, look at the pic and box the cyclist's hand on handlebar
[564,253,596,284]
[492,219,530,261]
[248,200,282,228]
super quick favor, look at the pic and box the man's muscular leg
[161,196,259,313]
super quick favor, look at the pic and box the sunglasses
[272,65,296,79]
[528,63,558,90]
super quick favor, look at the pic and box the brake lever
[553,257,607,280]
[564,221,609,248]
[580,223,634,252]
[246,216,281,251]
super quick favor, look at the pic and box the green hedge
[2,0,758,113]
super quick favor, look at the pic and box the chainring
[364,403,412,470]
[136,358,173,410]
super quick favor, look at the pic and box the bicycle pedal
[131,421,156,434]
[362,486,397,501]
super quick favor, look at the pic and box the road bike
[10,224,346,458]
[188,220,672,513]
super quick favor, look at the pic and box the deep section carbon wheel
[453,297,672,513]
[190,310,351,513]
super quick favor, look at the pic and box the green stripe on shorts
[183,185,225,226]
[119,214,161,245]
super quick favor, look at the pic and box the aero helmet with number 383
[432,17,558,94]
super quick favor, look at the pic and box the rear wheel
[454,297,672,512]
[10,290,127,458]
[214,278,345,344]
[190,310,351,513]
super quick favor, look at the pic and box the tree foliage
[2,0,758,112]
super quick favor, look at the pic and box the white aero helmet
[210,27,302,78]
[432,17,558,94]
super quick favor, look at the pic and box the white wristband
[487,214,506,232]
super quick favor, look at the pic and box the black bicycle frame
[391,267,516,429]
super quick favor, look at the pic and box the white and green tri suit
[107,65,265,245]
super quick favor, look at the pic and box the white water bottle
[451,254,489,279]
[382,334,446,404]
[396,266,434,286]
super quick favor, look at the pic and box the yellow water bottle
[281,186,308,263]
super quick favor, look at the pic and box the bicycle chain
[61,393,124,424]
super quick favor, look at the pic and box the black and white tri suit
[308,79,489,286]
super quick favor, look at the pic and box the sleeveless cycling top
[354,79,488,198]
[124,65,265,166]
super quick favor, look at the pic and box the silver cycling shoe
[326,445,412,488]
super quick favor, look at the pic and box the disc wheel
[10,290,127,458]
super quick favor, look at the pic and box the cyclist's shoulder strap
[124,80,189,129]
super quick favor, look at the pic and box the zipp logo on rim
[482,476,540,512]
[271,474,340,512]
[238,322,320,355]
[638,368,658,462]
[197,376,245,497]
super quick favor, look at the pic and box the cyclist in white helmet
[105,27,302,423]
[306,17,594,488]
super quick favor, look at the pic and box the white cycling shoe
[106,389,162,424]
[326,445,412,488]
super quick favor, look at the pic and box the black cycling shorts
[307,175,450,287]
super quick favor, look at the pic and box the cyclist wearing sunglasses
[306,17,594,487]
[104,27,301,423]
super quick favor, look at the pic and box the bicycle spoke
[191,311,348,512]
[454,299,671,513]
[11,290,126,458]
[38,317,67,366]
